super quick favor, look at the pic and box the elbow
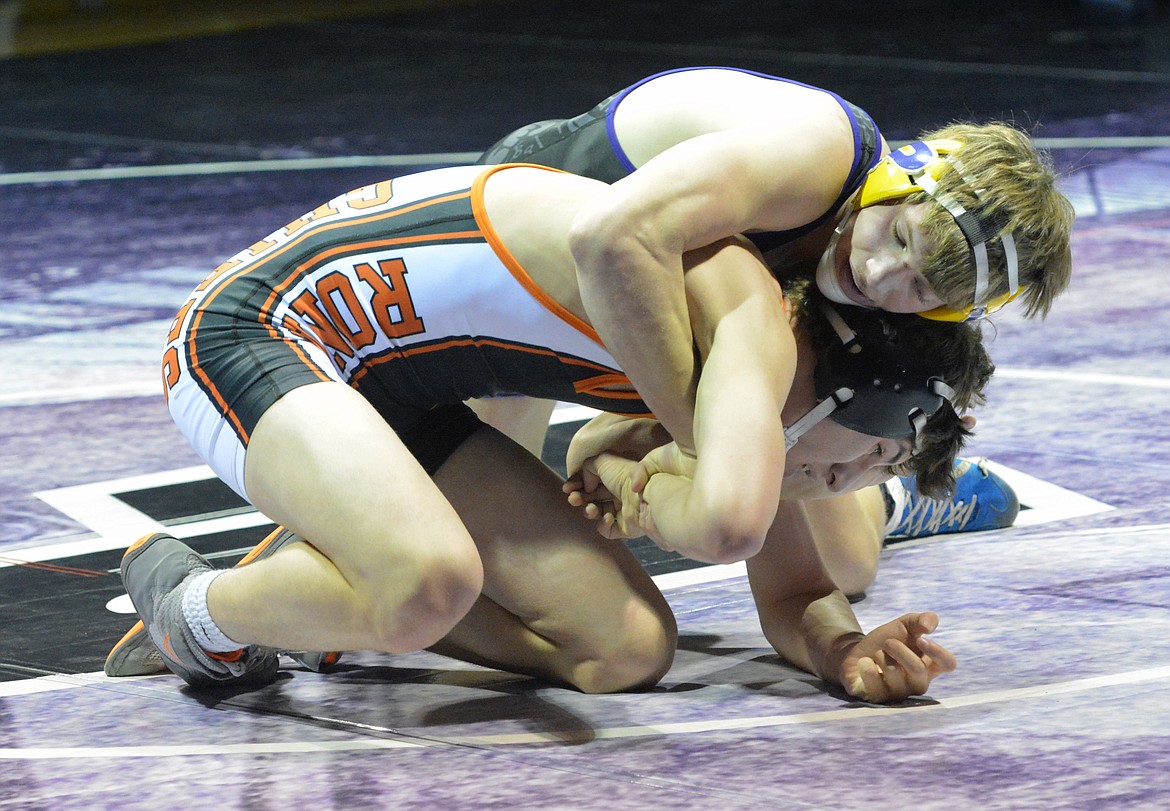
[689,484,776,564]
[694,512,768,565]
[566,205,601,261]
[568,201,655,272]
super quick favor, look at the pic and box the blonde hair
[913,122,1075,319]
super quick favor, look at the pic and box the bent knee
[573,606,677,694]
[364,547,484,652]
[830,554,879,598]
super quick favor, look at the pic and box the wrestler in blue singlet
[478,67,884,252]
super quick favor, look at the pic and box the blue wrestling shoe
[106,528,339,678]
[886,457,1020,541]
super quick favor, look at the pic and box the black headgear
[784,304,959,451]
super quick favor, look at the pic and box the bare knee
[823,548,879,597]
[571,604,677,694]
[364,544,484,653]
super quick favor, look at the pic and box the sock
[181,570,244,653]
[882,477,908,536]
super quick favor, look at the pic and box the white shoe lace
[897,493,979,536]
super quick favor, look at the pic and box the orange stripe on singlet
[186,185,479,443]
[471,164,605,346]
[469,164,642,403]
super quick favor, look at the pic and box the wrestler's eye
[914,278,928,303]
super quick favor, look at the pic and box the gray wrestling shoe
[106,528,340,677]
[115,532,278,688]
[105,617,166,677]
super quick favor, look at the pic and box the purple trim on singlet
[604,81,643,175]
[602,66,882,208]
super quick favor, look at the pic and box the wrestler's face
[816,202,944,313]
[780,420,909,501]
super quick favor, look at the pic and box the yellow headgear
[857,140,1020,323]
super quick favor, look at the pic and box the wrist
[825,631,867,684]
[640,473,691,538]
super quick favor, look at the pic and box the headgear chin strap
[858,139,1020,323]
[783,303,959,451]
[784,387,852,452]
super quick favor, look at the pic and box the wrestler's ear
[961,414,977,431]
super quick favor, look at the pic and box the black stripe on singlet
[184,189,484,442]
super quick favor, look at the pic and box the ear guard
[858,140,1020,323]
[784,303,958,452]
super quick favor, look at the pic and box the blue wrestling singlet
[477,66,885,251]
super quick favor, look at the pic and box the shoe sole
[105,528,341,677]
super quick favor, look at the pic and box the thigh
[433,425,671,638]
[243,381,479,587]
[466,396,556,458]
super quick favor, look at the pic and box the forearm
[569,215,698,452]
[760,589,865,685]
[628,240,790,564]
[634,284,788,562]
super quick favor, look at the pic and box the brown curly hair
[786,279,995,497]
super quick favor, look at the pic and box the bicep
[574,125,853,256]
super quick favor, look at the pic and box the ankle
[182,570,245,654]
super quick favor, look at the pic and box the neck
[782,321,821,427]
